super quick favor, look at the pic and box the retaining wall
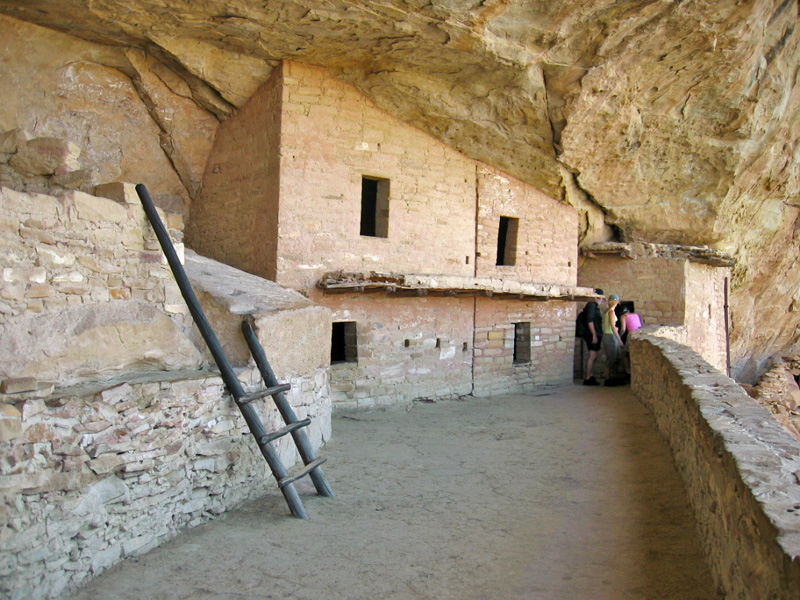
[631,330,800,599]
[0,367,330,600]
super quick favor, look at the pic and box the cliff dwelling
[0,2,799,599]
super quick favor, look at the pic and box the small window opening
[513,322,531,364]
[360,176,390,237]
[462,342,469,352]
[331,321,358,363]
[404,339,411,348]
[496,216,519,266]
[616,301,635,319]
[435,338,441,348]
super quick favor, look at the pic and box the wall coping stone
[631,328,800,598]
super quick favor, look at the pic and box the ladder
[136,184,334,518]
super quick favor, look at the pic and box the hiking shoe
[583,377,599,386]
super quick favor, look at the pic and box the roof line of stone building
[581,242,735,268]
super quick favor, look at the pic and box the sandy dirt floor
[64,384,721,600]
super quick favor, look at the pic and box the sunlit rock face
[0,0,797,381]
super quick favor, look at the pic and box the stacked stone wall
[473,299,576,395]
[276,61,477,292]
[325,294,474,410]
[188,67,282,281]
[578,254,730,374]
[476,165,578,286]
[631,331,800,599]
[0,185,333,599]
[0,368,330,600]
[0,184,203,385]
[578,254,686,326]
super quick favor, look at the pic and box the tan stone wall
[476,165,578,286]
[473,299,576,395]
[322,294,474,410]
[578,254,686,326]
[187,67,282,281]
[0,185,203,385]
[0,368,330,600]
[631,331,800,600]
[0,186,334,599]
[275,61,477,291]
[684,263,731,375]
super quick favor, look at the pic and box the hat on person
[609,293,620,302]
[594,288,604,296]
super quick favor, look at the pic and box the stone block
[10,137,81,176]
[1,377,37,394]
[0,403,22,441]
[71,190,130,224]
[94,182,140,205]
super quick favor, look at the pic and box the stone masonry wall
[476,165,578,286]
[325,294,474,410]
[276,61,477,292]
[578,254,731,374]
[187,67,282,281]
[684,262,731,375]
[631,331,800,599]
[578,254,686,326]
[0,367,330,600]
[0,184,203,385]
[0,185,333,599]
[473,298,576,396]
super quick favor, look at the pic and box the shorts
[583,335,601,352]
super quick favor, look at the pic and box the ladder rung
[278,457,328,489]
[238,383,292,405]
[260,418,311,445]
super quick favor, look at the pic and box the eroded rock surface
[0,0,797,380]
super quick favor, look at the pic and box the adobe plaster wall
[631,331,800,599]
[684,262,731,375]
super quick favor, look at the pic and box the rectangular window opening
[360,176,390,237]
[513,322,531,364]
[496,216,519,266]
[331,321,358,364]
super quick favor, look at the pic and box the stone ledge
[318,271,597,301]
[631,329,800,598]
[582,241,735,267]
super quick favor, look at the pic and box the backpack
[575,309,588,338]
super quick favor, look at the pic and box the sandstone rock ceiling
[1,0,798,380]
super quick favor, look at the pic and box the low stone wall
[0,367,330,600]
[631,330,800,599]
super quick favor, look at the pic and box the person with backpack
[577,289,604,386]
